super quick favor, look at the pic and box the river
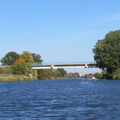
[0,78,120,120]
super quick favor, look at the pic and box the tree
[20,54,29,63]
[57,68,67,77]
[21,51,34,63]
[38,69,45,79]
[31,53,43,64]
[1,52,19,65]
[93,30,120,79]
[33,70,38,78]
[26,63,32,74]
[12,57,26,75]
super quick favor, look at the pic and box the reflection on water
[0,79,119,119]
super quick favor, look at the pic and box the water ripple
[0,79,119,119]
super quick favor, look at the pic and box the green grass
[0,74,37,82]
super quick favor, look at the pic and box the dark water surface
[0,78,120,120]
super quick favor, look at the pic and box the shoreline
[0,74,82,82]
[0,74,118,82]
[0,74,37,82]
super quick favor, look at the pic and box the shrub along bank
[0,67,37,82]
[0,66,80,82]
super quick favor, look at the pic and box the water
[0,79,120,120]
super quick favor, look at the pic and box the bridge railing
[31,63,97,70]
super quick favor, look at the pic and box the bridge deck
[32,64,96,70]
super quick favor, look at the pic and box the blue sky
[0,0,120,63]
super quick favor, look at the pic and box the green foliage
[31,53,43,64]
[93,73,102,79]
[33,70,38,78]
[44,69,54,79]
[65,72,80,78]
[37,69,80,80]
[21,51,34,63]
[93,30,120,79]
[26,63,32,74]
[12,64,26,75]
[0,67,11,74]
[57,68,67,77]
[81,73,102,79]
[38,69,45,79]
[37,69,65,80]
[1,52,19,65]
[52,70,61,78]
[82,74,93,78]
[113,68,120,79]
[20,54,29,63]
[12,58,26,75]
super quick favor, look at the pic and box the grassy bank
[0,67,80,82]
[0,74,78,82]
[0,74,37,82]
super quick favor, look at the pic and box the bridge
[31,63,96,70]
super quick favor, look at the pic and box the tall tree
[93,30,120,79]
[1,52,19,65]
[21,51,34,63]
[31,53,43,63]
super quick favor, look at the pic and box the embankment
[0,74,37,82]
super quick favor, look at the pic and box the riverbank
[0,74,37,82]
[0,72,101,82]
[0,73,80,82]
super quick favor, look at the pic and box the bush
[37,69,61,80]
[12,58,26,75]
[65,72,80,78]
[26,63,32,74]
[33,70,38,78]
[57,68,67,77]
[93,72,102,79]
[113,68,120,79]
[38,69,45,79]
[0,67,11,74]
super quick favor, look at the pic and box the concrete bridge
[32,63,96,70]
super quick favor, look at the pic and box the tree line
[1,51,43,75]
[0,51,72,79]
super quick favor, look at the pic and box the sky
[0,0,120,63]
